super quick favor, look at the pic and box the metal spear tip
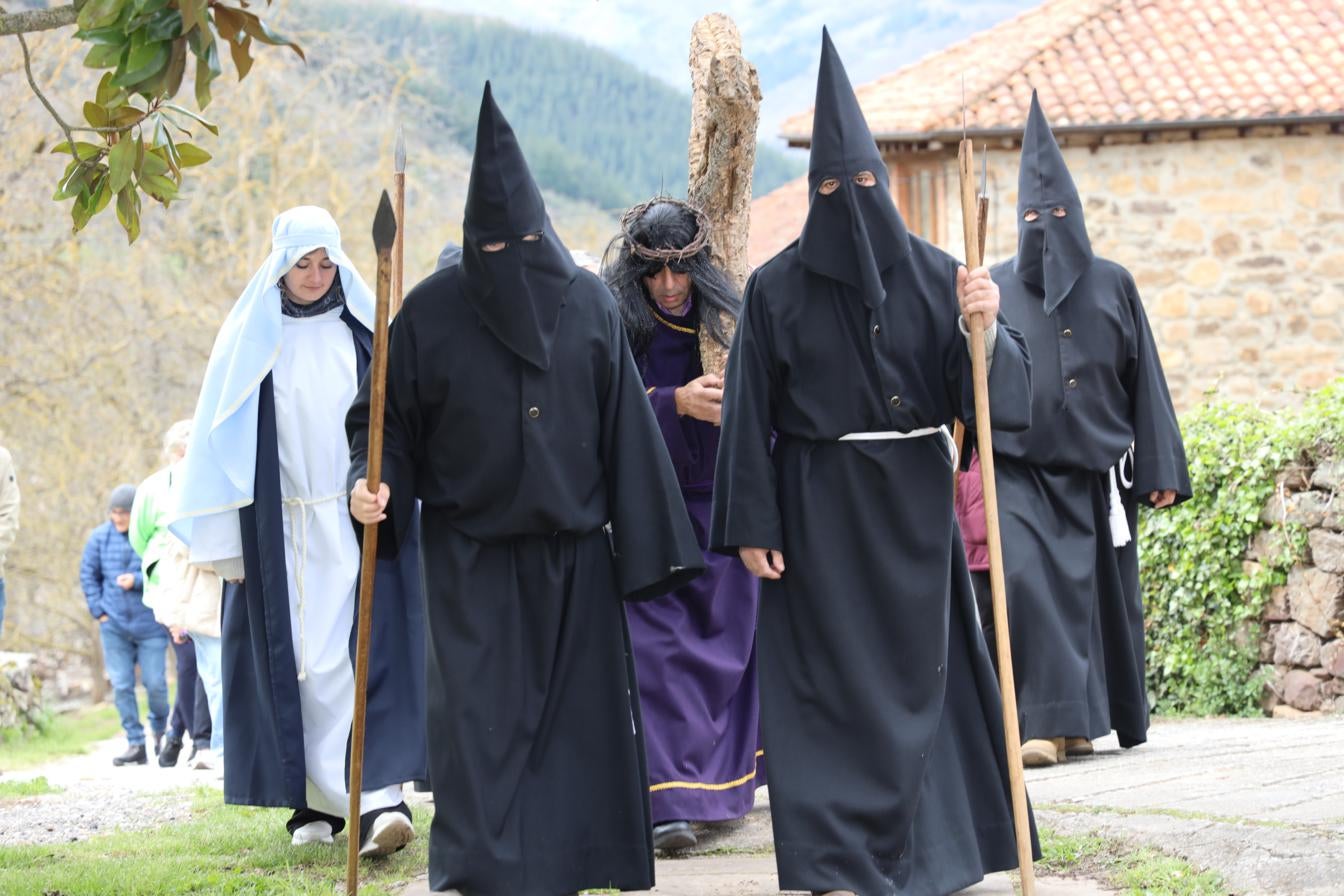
[373,190,397,253]
[394,125,405,173]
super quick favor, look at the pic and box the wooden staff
[391,126,406,318]
[958,138,1036,894]
[952,153,989,492]
[346,191,397,896]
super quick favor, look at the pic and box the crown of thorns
[619,196,712,263]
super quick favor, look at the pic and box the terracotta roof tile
[780,0,1344,141]
[746,175,808,269]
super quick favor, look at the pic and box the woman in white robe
[172,206,427,856]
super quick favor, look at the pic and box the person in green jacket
[130,420,221,768]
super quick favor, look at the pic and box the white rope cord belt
[838,425,958,467]
[281,490,348,681]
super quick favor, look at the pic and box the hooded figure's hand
[350,478,389,525]
[956,266,1000,324]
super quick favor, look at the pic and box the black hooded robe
[347,84,703,896]
[711,31,1038,896]
[987,93,1191,748]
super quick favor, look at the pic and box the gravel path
[0,735,217,846]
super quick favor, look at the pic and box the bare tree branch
[14,29,77,153]
[0,4,79,39]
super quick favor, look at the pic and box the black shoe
[286,807,346,839]
[652,820,697,851]
[158,735,184,767]
[358,803,415,858]
[112,744,148,766]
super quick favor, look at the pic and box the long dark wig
[600,198,741,360]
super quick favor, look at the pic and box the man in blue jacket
[81,483,170,766]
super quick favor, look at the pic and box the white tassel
[1108,466,1132,548]
[1107,445,1136,549]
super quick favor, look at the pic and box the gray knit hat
[107,483,137,511]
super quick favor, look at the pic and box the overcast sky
[406,0,1040,147]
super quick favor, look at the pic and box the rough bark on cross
[687,13,760,378]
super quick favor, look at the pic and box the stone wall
[1255,458,1344,715]
[0,651,44,734]
[903,126,1344,411]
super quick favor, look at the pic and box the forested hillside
[309,1,803,211]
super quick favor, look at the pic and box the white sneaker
[191,748,216,770]
[358,811,415,858]
[290,820,334,845]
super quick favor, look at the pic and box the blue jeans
[99,624,170,746]
[192,632,224,754]
[0,577,6,640]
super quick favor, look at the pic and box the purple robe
[627,305,763,824]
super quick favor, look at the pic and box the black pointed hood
[1014,90,1093,312]
[798,27,909,309]
[461,82,577,370]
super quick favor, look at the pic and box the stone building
[749,0,1344,410]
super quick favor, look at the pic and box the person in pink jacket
[954,450,994,646]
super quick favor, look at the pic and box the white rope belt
[281,490,347,682]
[838,425,958,466]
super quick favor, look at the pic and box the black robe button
[1062,328,1073,338]
[528,406,541,419]
[872,324,881,336]
[1066,378,1078,389]
[889,395,901,408]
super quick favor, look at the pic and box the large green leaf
[141,7,184,43]
[94,72,127,107]
[50,141,104,161]
[108,135,137,193]
[111,39,170,89]
[83,43,126,70]
[52,163,93,201]
[109,105,147,128]
[77,0,128,31]
[83,102,111,129]
[116,185,142,243]
[74,24,131,46]
[90,173,116,215]
[138,148,171,179]
[174,143,212,167]
[139,173,180,202]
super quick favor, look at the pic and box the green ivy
[1140,379,1344,716]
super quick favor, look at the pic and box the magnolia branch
[11,8,121,150]
[0,3,81,38]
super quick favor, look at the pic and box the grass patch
[0,787,430,895]
[0,776,62,800]
[0,703,123,772]
[1039,827,1227,895]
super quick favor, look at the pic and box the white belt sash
[837,425,958,466]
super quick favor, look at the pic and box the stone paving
[402,715,1344,895]
[1031,715,1344,896]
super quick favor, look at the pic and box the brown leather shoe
[1065,737,1093,757]
[1021,738,1059,767]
